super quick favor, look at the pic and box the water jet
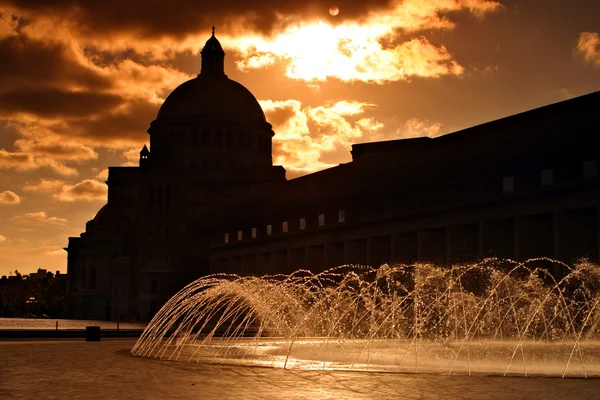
[132,258,600,377]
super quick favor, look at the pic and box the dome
[156,75,266,123]
[156,28,267,124]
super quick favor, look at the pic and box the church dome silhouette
[157,28,266,124]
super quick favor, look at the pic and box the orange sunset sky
[0,0,599,276]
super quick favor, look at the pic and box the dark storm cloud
[0,35,110,90]
[0,0,394,37]
[49,98,159,146]
[0,88,124,117]
[0,31,169,148]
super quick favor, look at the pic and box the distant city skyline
[1,0,599,275]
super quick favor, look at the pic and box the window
[282,221,289,233]
[502,176,514,193]
[165,254,169,261]
[266,224,272,236]
[151,279,157,294]
[237,230,243,241]
[252,228,257,239]
[224,233,229,244]
[148,225,153,239]
[584,160,597,179]
[338,210,346,223]
[541,169,553,186]
[318,213,325,227]
[165,226,170,239]
[300,218,306,230]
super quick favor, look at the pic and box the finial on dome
[200,28,225,76]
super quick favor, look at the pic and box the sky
[0,0,599,276]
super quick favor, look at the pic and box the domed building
[65,30,286,321]
[65,31,600,322]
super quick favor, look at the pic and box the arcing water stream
[131,258,600,377]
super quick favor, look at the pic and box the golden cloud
[236,28,464,83]
[0,149,78,176]
[9,211,69,228]
[22,179,65,193]
[260,99,384,177]
[54,179,107,202]
[0,189,20,204]
[231,0,500,83]
[0,233,9,243]
[0,9,18,39]
[14,138,97,162]
[95,168,109,181]
[401,117,443,138]
[576,31,600,68]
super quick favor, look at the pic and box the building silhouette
[65,32,600,321]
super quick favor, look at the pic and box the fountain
[131,258,600,377]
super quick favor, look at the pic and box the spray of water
[131,258,600,377]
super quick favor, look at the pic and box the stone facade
[65,32,600,321]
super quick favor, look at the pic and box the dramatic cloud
[0,29,190,151]
[14,139,97,162]
[0,149,78,176]
[576,32,600,68]
[237,30,464,83]
[21,178,107,201]
[22,179,65,193]
[0,1,394,39]
[0,189,20,204]
[0,149,31,169]
[54,179,107,202]
[94,168,108,181]
[261,99,384,176]
[0,10,17,38]
[399,118,443,138]
[0,88,124,118]
[9,211,69,228]
[232,0,501,83]
[0,35,110,91]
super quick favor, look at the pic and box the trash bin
[86,326,101,342]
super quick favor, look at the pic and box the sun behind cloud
[232,0,500,83]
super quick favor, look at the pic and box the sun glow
[231,0,501,83]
